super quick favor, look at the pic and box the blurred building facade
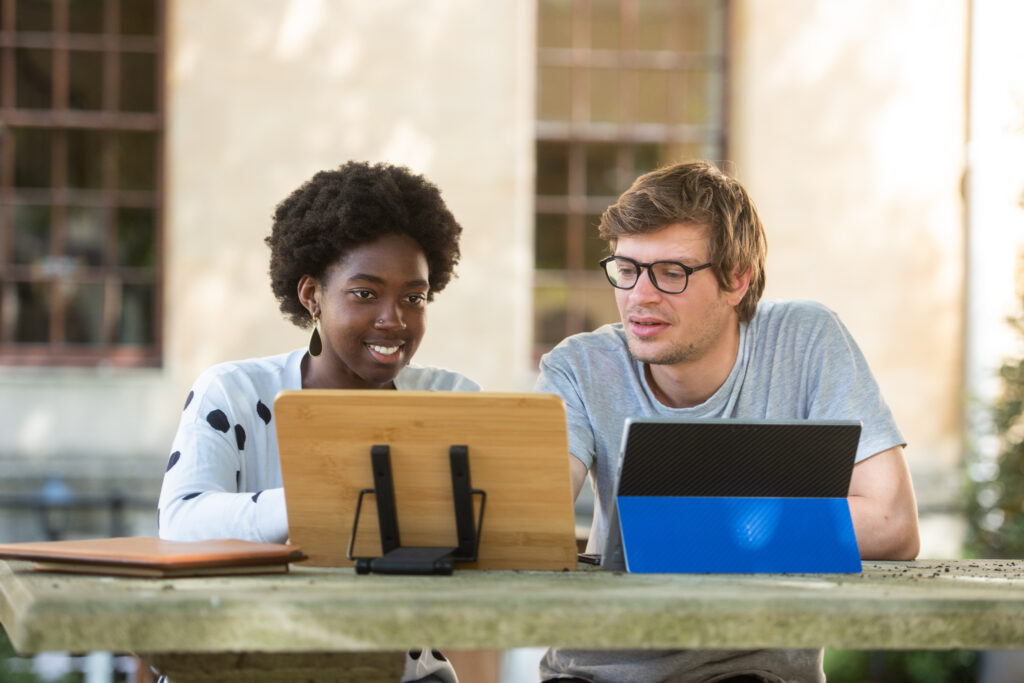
[1,0,1022,558]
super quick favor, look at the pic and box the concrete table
[2,559,1023,681]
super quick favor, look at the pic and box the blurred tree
[824,649,980,683]
[966,295,1024,557]
[0,629,77,682]
[966,181,1024,557]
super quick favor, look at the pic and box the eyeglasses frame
[598,255,713,295]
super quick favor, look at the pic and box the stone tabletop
[3,558,1024,655]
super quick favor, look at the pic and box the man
[535,161,919,683]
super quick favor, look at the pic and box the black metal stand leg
[348,444,485,575]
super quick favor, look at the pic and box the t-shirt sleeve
[535,346,596,471]
[802,308,906,463]
[157,370,288,544]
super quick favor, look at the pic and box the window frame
[533,0,730,359]
[0,0,165,367]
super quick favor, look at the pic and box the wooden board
[275,390,577,570]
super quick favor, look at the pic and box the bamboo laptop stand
[275,390,578,573]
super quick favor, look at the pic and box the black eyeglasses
[599,255,713,294]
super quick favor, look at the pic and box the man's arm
[569,453,588,501]
[847,445,920,560]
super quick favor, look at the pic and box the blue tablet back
[609,419,862,574]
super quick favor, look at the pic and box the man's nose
[628,268,662,303]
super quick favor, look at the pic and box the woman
[157,161,474,683]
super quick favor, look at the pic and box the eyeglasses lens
[605,258,637,288]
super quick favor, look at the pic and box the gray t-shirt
[534,299,905,683]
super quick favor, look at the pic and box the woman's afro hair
[266,161,463,327]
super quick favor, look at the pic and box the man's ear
[297,275,320,317]
[725,266,752,307]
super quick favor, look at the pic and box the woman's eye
[351,289,375,300]
[407,294,427,305]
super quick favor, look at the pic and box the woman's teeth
[368,344,400,355]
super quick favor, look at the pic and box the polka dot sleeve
[157,353,297,544]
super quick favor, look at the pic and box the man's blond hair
[598,160,767,322]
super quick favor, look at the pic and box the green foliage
[0,628,77,682]
[966,297,1024,557]
[824,649,980,683]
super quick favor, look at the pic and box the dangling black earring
[309,315,323,357]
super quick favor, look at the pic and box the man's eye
[617,265,637,278]
[660,268,687,281]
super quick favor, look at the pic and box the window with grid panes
[0,0,163,366]
[534,0,727,357]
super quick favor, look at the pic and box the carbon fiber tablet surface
[617,418,862,498]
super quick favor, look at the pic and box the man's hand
[847,445,920,560]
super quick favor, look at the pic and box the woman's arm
[158,372,289,544]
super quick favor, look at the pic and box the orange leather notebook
[0,537,306,578]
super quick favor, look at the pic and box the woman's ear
[297,275,320,318]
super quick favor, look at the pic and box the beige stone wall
[730,0,969,554]
[165,0,537,392]
[0,2,536,500]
